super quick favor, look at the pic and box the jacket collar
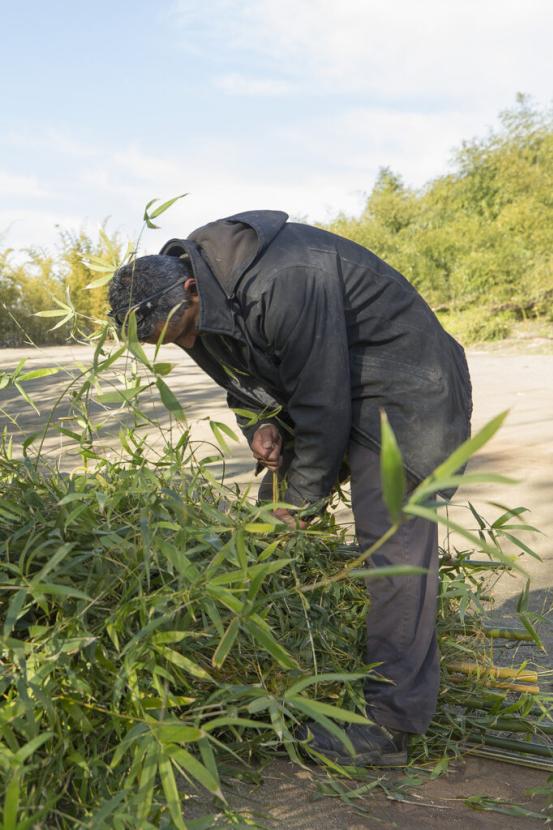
[161,210,288,298]
[160,210,288,334]
[208,210,288,295]
[158,239,239,336]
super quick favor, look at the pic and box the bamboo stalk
[491,681,540,694]
[272,471,279,503]
[447,626,533,642]
[469,716,553,736]
[447,661,538,682]
[483,627,533,641]
[444,691,546,717]
[467,732,553,759]
[440,559,510,570]
[466,745,553,772]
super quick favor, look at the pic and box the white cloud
[174,0,553,105]
[274,106,484,188]
[0,209,86,254]
[0,100,526,256]
[3,128,101,160]
[0,170,48,199]
[4,0,553,256]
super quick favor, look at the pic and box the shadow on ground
[181,755,550,829]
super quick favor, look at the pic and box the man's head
[108,254,200,347]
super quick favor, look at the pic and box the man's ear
[184,277,197,294]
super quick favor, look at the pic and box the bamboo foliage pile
[0,336,550,827]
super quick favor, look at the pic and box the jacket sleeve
[260,266,351,507]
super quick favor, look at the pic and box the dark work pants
[259,440,440,735]
[349,441,440,734]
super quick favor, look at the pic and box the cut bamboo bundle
[466,745,553,772]
[467,732,553,759]
[490,681,540,694]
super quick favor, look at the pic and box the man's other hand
[251,424,282,471]
[273,507,307,530]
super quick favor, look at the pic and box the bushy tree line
[326,95,553,341]
[1,96,552,347]
[0,229,119,347]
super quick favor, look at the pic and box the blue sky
[1,0,552,255]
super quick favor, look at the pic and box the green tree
[325,96,553,341]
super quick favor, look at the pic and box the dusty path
[1,344,552,827]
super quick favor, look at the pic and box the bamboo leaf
[86,272,115,288]
[288,696,372,725]
[291,701,355,756]
[501,532,542,560]
[168,747,225,801]
[32,542,74,583]
[3,769,21,830]
[205,585,244,614]
[18,367,60,382]
[14,732,54,763]
[157,646,212,680]
[136,742,159,823]
[30,582,91,600]
[33,308,69,318]
[491,505,530,528]
[209,420,238,452]
[258,539,282,561]
[154,724,204,745]
[209,558,291,586]
[244,522,275,534]
[243,619,299,669]
[152,631,189,645]
[153,362,175,376]
[159,755,188,830]
[97,388,142,405]
[212,617,240,668]
[234,528,248,570]
[404,503,528,575]
[149,193,187,219]
[518,613,545,651]
[49,313,73,331]
[284,672,368,699]
[379,410,406,522]
[3,589,28,637]
[203,716,270,732]
[125,313,152,367]
[156,378,186,421]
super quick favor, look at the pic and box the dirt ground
[1,343,552,826]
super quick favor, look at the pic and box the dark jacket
[160,210,472,506]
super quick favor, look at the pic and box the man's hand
[273,507,307,530]
[251,423,282,472]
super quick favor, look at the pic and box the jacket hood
[160,210,288,298]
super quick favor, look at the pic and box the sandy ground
[1,343,552,827]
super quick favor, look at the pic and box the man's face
[109,276,200,348]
